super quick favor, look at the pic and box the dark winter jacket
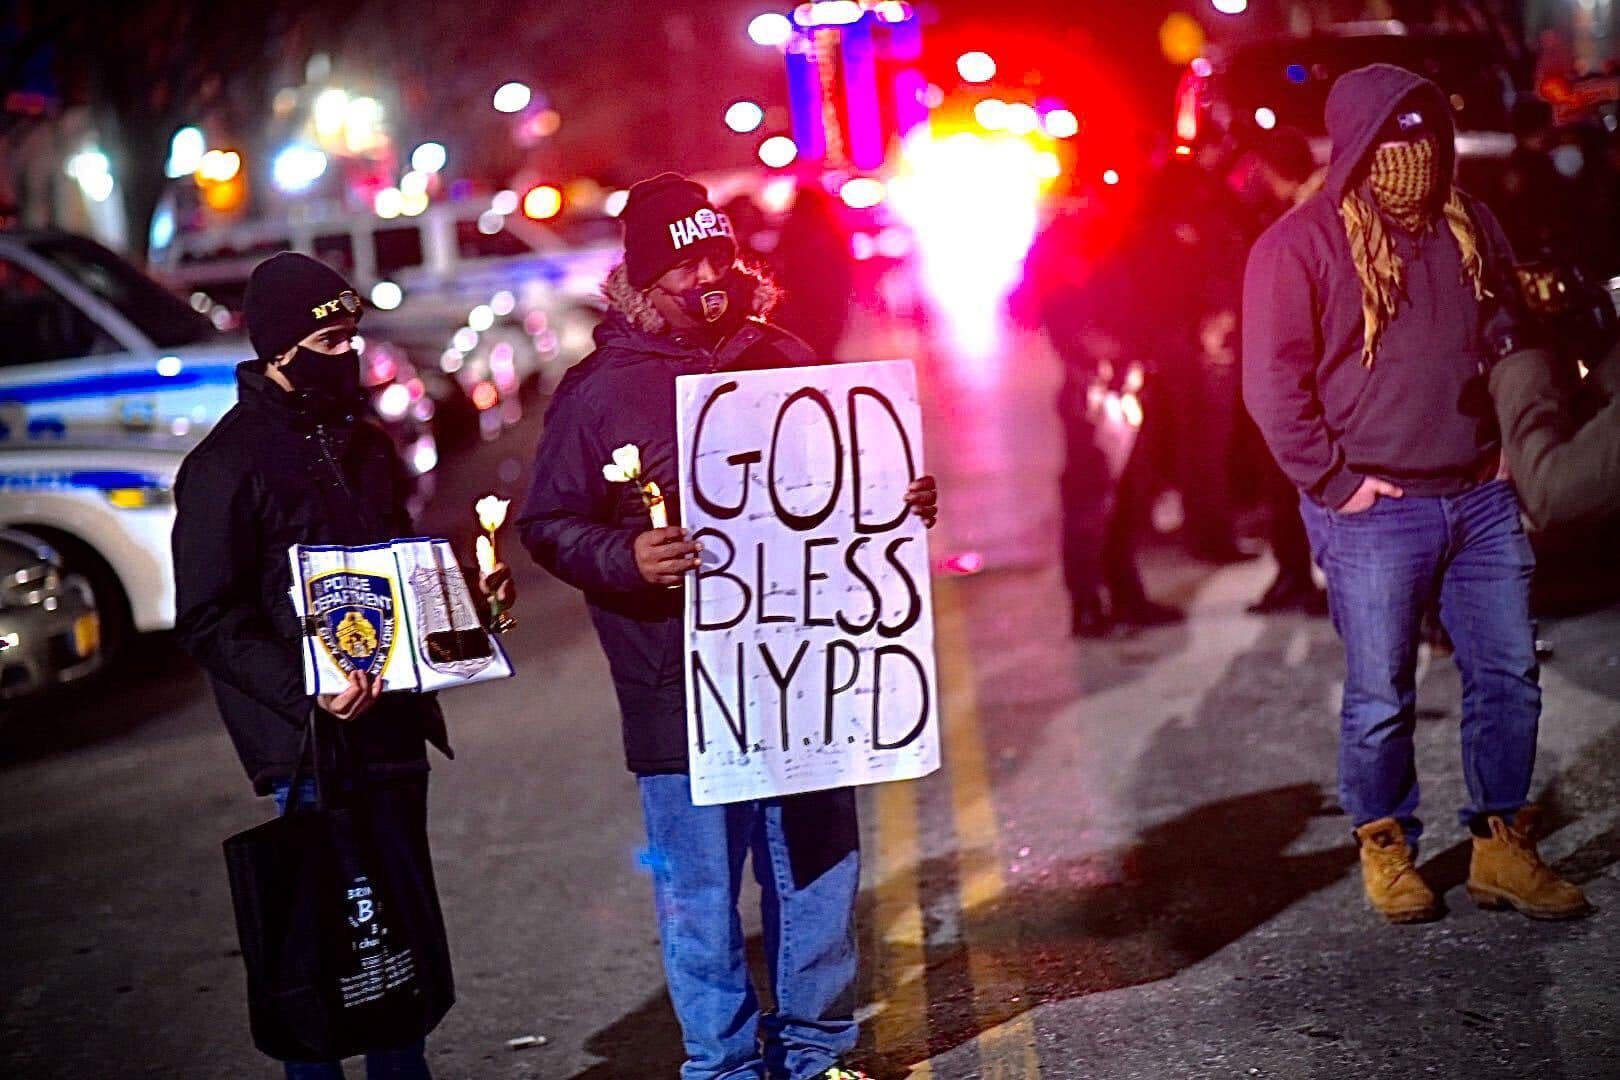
[1490,339,1620,529]
[1241,64,1517,508]
[517,265,813,774]
[173,362,450,795]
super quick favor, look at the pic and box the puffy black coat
[518,305,813,774]
[173,362,450,794]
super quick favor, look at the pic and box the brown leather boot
[1467,808,1591,920]
[1354,817,1438,923]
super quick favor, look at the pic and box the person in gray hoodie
[1242,65,1589,924]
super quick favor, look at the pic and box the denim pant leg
[753,793,861,1080]
[1436,481,1541,827]
[638,774,765,1080]
[1300,495,1446,843]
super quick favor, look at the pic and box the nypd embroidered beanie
[620,172,737,288]
[244,251,364,360]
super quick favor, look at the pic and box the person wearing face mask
[172,252,514,1079]
[1242,67,1590,925]
[517,174,936,1080]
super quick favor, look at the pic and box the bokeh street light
[957,51,996,84]
[493,81,532,114]
[747,12,793,46]
[758,135,798,168]
[272,145,327,193]
[1044,108,1079,138]
[725,100,765,134]
[411,142,447,174]
[166,127,205,179]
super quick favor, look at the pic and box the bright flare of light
[1044,108,1079,138]
[725,100,765,133]
[370,281,403,310]
[411,437,439,476]
[490,290,516,317]
[377,383,412,421]
[748,12,793,46]
[1004,102,1039,136]
[875,1,911,21]
[491,189,520,216]
[68,150,114,202]
[411,141,447,174]
[493,82,532,113]
[759,135,798,168]
[272,145,327,193]
[839,177,886,209]
[1211,0,1248,13]
[800,0,861,25]
[523,184,563,220]
[400,169,429,197]
[468,305,496,332]
[1102,168,1121,185]
[957,51,996,83]
[313,88,349,141]
[374,187,404,219]
[604,189,629,217]
[440,349,464,373]
[1254,106,1277,130]
[196,149,241,183]
[400,189,429,217]
[478,210,505,235]
[1036,151,1062,180]
[888,130,1044,376]
[452,327,479,352]
[343,97,384,155]
[974,98,1008,130]
[156,355,183,377]
[166,127,205,178]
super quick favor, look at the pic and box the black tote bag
[223,716,454,1062]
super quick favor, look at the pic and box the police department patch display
[289,539,514,695]
[306,570,399,680]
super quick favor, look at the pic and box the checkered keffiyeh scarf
[1340,137,1489,367]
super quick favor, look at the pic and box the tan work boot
[1354,817,1438,923]
[1467,808,1591,920]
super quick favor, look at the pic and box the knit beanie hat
[620,172,737,289]
[243,251,364,360]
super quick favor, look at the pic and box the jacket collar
[236,359,364,431]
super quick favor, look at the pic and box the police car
[0,229,246,445]
[150,204,618,440]
[0,440,186,664]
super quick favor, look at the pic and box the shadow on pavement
[565,784,1353,1079]
[0,632,199,768]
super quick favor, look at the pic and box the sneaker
[818,1067,871,1080]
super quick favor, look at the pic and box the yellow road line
[871,776,930,1073]
[933,578,1042,1078]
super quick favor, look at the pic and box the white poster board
[289,538,514,695]
[676,359,940,806]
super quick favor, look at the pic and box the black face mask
[280,345,362,410]
[664,270,754,337]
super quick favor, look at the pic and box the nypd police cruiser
[0,229,246,444]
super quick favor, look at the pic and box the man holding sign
[518,174,937,1080]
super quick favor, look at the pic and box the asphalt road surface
[4,317,1617,1079]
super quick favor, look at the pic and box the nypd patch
[306,570,398,679]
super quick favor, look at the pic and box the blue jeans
[637,774,861,1080]
[1300,480,1540,845]
[271,779,433,1080]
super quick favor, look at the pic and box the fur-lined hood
[599,261,782,335]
